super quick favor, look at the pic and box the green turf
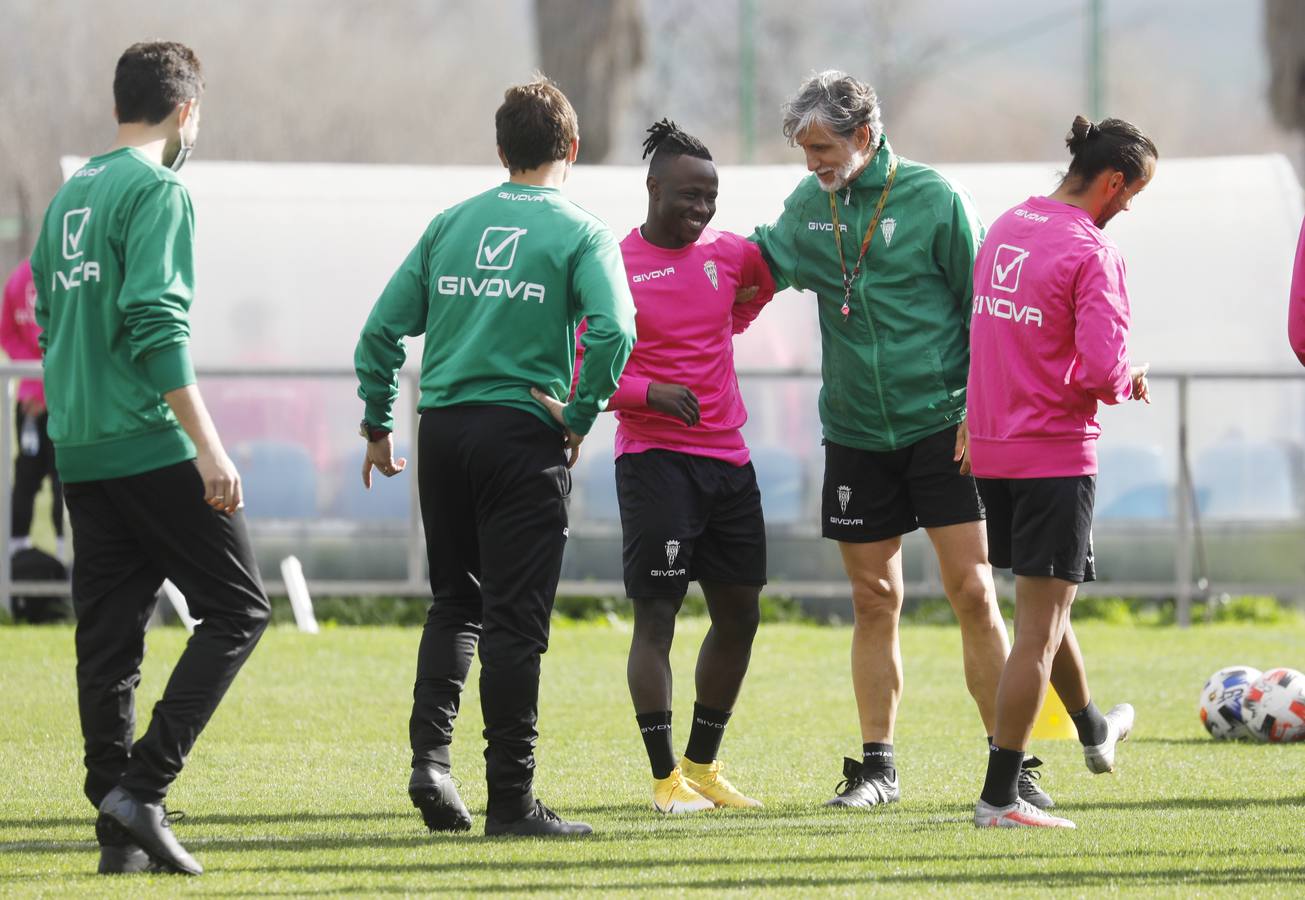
[1,620,1303,896]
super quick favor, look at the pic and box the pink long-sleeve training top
[1289,216,1305,368]
[0,259,44,405]
[967,196,1133,479]
[574,226,775,466]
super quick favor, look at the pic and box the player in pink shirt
[967,117,1156,829]
[548,120,774,814]
[1,258,64,555]
[1289,216,1305,367]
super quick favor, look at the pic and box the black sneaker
[408,765,472,833]
[484,800,593,837]
[824,757,901,808]
[98,786,201,876]
[1018,755,1055,810]
[95,813,156,875]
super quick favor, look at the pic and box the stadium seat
[231,440,318,519]
[329,445,413,522]
[1096,443,1173,520]
[1194,438,1303,520]
[574,449,621,523]
[750,444,805,526]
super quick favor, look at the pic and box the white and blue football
[1199,666,1261,740]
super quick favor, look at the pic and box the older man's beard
[817,149,870,193]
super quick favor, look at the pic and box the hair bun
[1066,115,1096,152]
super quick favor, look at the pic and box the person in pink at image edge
[967,115,1158,830]
[1289,216,1305,367]
[0,259,64,554]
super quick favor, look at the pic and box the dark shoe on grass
[484,800,592,837]
[98,786,201,876]
[409,765,472,833]
[824,757,901,808]
[95,813,156,874]
[1018,756,1055,810]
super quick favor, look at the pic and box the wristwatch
[359,419,391,442]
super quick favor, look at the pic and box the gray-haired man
[750,70,1054,810]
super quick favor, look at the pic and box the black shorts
[822,425,984,543]
[978,475,1096,583]
[616,449,767,599]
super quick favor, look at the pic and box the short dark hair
[1063,115,1158,186]
[114,41,203,125]
[495,76,578,173]
[641,119,712,176]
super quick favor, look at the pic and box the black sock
[980,745,1024,807]
[636,711,676,779]
[684,703,731,765]
[861,742,894,777]
[1068,699,1109,745]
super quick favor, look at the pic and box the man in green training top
[31,42,270,876]
[354,76,636,838]
[750,70,1057,811]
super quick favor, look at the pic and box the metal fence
[4,363,1305,626]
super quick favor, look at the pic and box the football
[1242,668,1305,743]
[1199,666,1261,740]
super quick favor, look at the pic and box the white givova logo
[880,218,897,247]
[476,226,527,270]
[837,485,852,514]
[703,260,719,290]
[664,540,680,568]
[62,208,91,259]
[991,244,1030,293]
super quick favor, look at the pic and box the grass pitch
[1,618,1303,897]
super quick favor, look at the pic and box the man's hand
[647,382,700,427]
[734,285,760,305]
[197,447,242,515]
[19,396,45,417]
[362,433,408,488]
[1130,363,1151,405]
[530,387,585,469]
[953,419,971,476]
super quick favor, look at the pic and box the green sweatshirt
[30,147,198,482]
[751,139,984,452]
[355,182,636,436]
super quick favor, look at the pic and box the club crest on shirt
[881,218,897,246]
[703,260,719,290]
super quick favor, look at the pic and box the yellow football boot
[652,766,715,814]
[680,757,762,808]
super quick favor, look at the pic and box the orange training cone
[1031,687,1079,740]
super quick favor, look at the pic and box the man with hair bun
[356,75,635,838]
[552,119,774,815]
[751,70,1055,811]
[31,41,270,875]
[968,115,1157,829]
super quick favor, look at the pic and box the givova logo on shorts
[650,538,687,577]
[829,484,864,526]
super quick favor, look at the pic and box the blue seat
[1194,439,1301,520]
[330,445,413,522]
[750,444,805,526]
[232,440,318,519]
[575,449,621,523]
[1096,443,1172,520]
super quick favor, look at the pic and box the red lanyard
[829,156,898,321]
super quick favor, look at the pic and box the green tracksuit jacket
[355,182,636,436]
[751,138,984,452]
[31,148,198,483]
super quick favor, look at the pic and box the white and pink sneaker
[974,797,1077,829]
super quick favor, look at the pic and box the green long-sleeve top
[355,183,636,436]
[751,139,984,452]
[31,148,198,482]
